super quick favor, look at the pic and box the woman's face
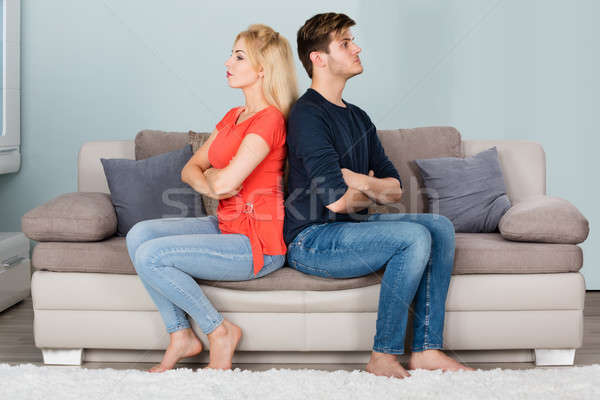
[224,39,262,89]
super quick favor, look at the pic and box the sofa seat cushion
[454,233,582,274]
[31,233,583,291]
[31,270,585,313]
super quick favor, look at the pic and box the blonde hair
[235,24,298,118]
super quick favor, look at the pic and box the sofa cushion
[22,192,117,241]
[453,233,582,274]
[101,145,205,236]
[499,195,590,244]
[187,130,220,217]
[135,130,190,160]
[31,233,583,290]
[367,126,462,215]
[414,147,511,232]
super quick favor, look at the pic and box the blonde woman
[126,24,297,372]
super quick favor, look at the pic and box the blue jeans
[286,213,455,355]
[125,216,285,335]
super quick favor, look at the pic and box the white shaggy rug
[1,363,599,399]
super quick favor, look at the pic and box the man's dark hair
[297,12,356,78]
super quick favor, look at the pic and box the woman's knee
[125,219,163,259]
[132,239,161,275]
[126,220,152,245]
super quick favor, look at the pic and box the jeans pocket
[289,259,332,278]
[293,223,324,246]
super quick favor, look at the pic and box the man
[284,12,474,379]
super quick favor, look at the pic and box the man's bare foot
[365,351,411,379]
[148,328,204,373]
[408,349,475,372]
[204,319,242,370]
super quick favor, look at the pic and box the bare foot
[204,319,242,370]
[365,351,411,379]
[408,349,475,372]
[147,328,204,373]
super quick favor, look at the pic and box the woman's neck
[242,83,270,113]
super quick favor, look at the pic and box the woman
[125,24,298,373]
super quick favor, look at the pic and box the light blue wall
[1,0,598,288]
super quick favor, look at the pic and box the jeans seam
[374,247,408,352]
[170,303,189,329]
[412,344,442,352]
[155,246,252,262]
[143,262,222,332]
[424,258,432,347]
[372,346,405,355]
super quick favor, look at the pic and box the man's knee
[430,214,455,239]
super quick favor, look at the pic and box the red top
[208,105,287,276]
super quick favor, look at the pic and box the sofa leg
[41,348,83,365]
[534,349,575,366]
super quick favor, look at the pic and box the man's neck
[310,75,347,108]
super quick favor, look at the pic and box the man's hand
[341,168,372,191]
[341,168,402,205]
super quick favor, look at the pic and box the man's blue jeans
[125,216,285,335]
[286,213,455,355]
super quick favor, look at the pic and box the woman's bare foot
[148,328,204,373]
[204,319,243,370]
[365,351,411,379]
[408,349,475,372]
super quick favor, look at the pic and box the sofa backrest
[78,130,546,210]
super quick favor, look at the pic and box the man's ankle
[371,350,398,360]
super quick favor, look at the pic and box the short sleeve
[287,105,349,207]
[245,108,286,150]
[216,107,238,131]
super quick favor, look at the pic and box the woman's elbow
[211,178,235,196]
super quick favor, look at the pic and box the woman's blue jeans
[286,213,455,355]
[125,216,285,335]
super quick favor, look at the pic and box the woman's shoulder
[258,105,285,126]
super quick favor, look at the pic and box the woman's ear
[258,65,265,78]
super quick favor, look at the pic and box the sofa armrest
[22,192,117,241]
[498,195,589,244]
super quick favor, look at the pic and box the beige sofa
[23,127,589,367]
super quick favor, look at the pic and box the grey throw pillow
[100,144,205,236]
[414,146,511,232]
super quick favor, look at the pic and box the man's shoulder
[346,101,372,124]
[289,91,327,118]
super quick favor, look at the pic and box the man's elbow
[325,196,347,214]
[376,185,403,205]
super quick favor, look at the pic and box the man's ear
[309,51,326,70]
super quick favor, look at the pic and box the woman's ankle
[207,320,228,339]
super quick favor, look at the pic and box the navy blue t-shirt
[283,88,403,245]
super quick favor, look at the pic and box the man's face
[324,28,363,79]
